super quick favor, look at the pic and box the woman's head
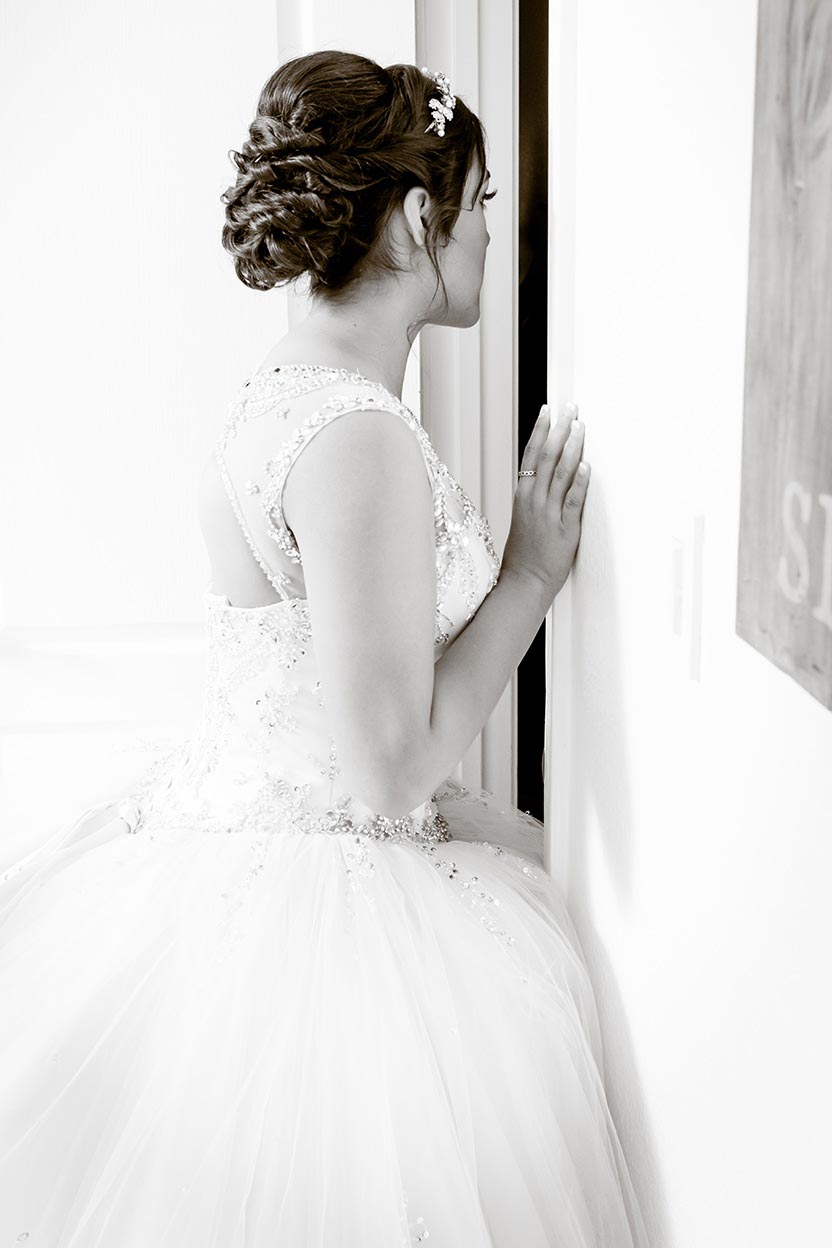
[221,50,494,326]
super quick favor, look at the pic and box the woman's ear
[401,185,431,248]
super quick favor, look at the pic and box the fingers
[520,401,580,486]
[518,404,552,475]
[535,403,582,494]
[549,416,585,500]
[563,458,590,519]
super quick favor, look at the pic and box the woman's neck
[265,292,425,400]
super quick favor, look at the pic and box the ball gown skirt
[0,760,648,1247]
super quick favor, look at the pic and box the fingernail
[565,401,578,418]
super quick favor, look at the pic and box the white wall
[561,2,832,1244]
[0,0,288,858]
[0,4,421,862]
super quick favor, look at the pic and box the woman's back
[167,360,502,848]
[199,361,501,635]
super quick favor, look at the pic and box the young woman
[0,50,649,1247]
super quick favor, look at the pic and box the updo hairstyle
[220,50,488,301]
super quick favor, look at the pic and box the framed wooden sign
[736,0,832,709]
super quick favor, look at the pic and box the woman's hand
[501,401,590,602]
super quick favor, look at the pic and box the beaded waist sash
[114,734,452,850]
[117,793,451,848]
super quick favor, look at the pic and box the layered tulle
[0,793,648,1247]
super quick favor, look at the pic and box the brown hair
[220,50,490,303]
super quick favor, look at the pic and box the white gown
[0,363,649,1246]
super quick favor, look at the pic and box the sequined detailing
[124,596,453,850]
[215,366,371,603]
[217,827,274,956]
[221,364,377,446]
[342,835,377,919]
[401,1188,430,1245]
[127,773,451,849]
[255,683,299,735]
[220,369,296,445]
[114,362,501,865]
[259,388,437,566]
[214,446,293,600]
[307,739,341,784]
[410,1216,430,1244]
[420,843,517,948]
[252,379,502,636]
[214,364,501,649]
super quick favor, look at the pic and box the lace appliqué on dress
[258,389,434,565]
[214,367,370,603]
[128,750,451,851]
[214,366,502,647]
[249,379,501,646]
[119,593,452,851]
[419,843,519,950]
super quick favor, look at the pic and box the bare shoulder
[283,405,429,520]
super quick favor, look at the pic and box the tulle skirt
[0,783,648,1247]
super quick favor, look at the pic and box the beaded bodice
[130,364,501,848]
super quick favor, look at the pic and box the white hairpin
[420,66,456,137]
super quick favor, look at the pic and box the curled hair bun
[221,50,487,297]
[223,115,356,293]
[246,113,328,160]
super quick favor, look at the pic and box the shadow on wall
[567,487,673,1248]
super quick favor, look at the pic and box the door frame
[416,0,519,809]
[277,0,580,883]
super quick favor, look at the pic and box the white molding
[544,0,578,888]
[417,0,517,801]
[478,0,519,809]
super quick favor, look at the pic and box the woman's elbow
[341,727,431,819]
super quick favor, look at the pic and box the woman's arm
[407,565,551,812]
[284,404,579,817]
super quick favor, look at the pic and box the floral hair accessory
[420,66,456,137]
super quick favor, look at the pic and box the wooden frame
[735,0,832,710]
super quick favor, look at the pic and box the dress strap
[214,439,295,601]
[214,367,440,600]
